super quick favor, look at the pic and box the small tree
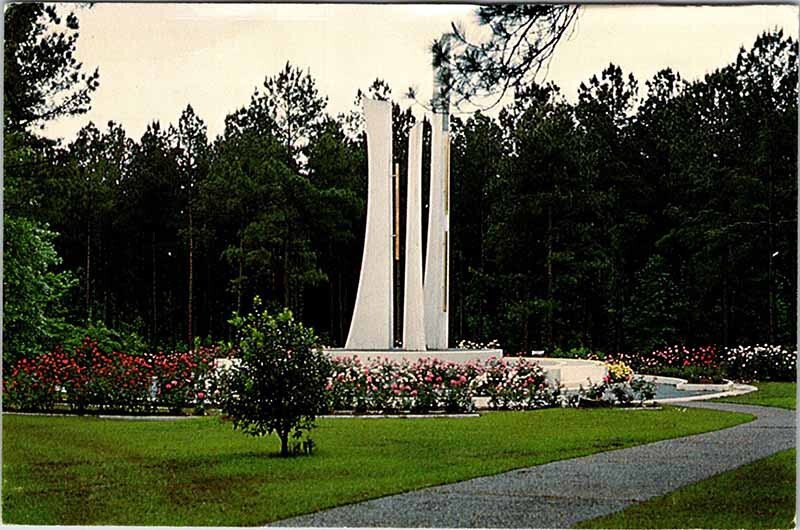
[221,298,331,456]
[3,216,77,368]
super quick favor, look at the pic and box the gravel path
[273,401,795,528]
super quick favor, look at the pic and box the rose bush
[3,338,228,413]
[597,344,796,383]
[720,345,796,382]
[324,356,561,413]
[471,357,560,410]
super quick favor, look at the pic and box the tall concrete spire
[345,98,393,349]
[424,112,450,349]
[402,122,426,350]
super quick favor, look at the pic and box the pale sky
[42,3,799,143]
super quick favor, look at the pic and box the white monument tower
[345,99,394,350]
[423,112,449,350]
[329,98,500,363]
[402,122,426,351]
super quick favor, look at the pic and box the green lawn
[3,407,751,526]
[576,448,796,529]
[716,382,796,410]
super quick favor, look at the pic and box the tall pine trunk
[237,230,243,315]
[152,231,158,343]
[546,204,554,349]
[767,166,775,344]
[86,224,92,322]
[187,203,194,347]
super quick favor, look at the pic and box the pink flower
[165,383,172,390]
[197,391,205,400]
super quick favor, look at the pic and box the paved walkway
[274,401,795,528]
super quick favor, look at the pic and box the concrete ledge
[505,357,607,389]
[322,348,502,363]
[4,412,203,421]
[638,375,757,403]
[639,374,734,392]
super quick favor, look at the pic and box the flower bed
[3,337,228,414]
[5,342,667,415]
[324,356,650,413]
[598,344,796,383]
[719,345,796,382]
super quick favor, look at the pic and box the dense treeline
[4,3,796,363]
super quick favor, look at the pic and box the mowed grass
[3,407,751,526]
[576,448,796,529]
[716,382,796,410]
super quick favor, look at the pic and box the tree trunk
[152,231,158,342]
[86,224,92,322]
[188,203,194,347]
[767,167,775,344]
[337,270,344,344]
[722,246,729,347]
[237,231,243,315]
[546,204,554,349]
[283,241,290,308]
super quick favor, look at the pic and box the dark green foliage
[430,5,579,111]
[3,4,99,133]
[447,31,797,354]
[60,321,148,357]
[3,217,77,367]
[220,299,331,456]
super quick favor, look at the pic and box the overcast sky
[42,3,798,142]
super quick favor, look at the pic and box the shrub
[152,348,218,413]
[2,338,226,414]
[604,361,633,383]
[578,370,656,406]
[61,321,148,358]
[413,357,479,412]
[61,337,152,412]
[220,301,331,456]
[470,357,560,410]
[3,216,77,369]
[721,345,796,382]
[607,345,723,382]
[2,355,60,411]
[550,346,605,361]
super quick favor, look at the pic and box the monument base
[322,348,501,364]
[504,357,607,389]
[322,351,608,390]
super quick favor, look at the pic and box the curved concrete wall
[345,99,394,349]
[424,113,449,349]
[403,122,426,350]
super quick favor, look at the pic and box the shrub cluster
[3,337,225,413]
[325,356,564,413]
[598,344,796,383]
[720,345,796,382]
[326,356,481,413]
[580,361,656,407]
[472,357,560,410]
